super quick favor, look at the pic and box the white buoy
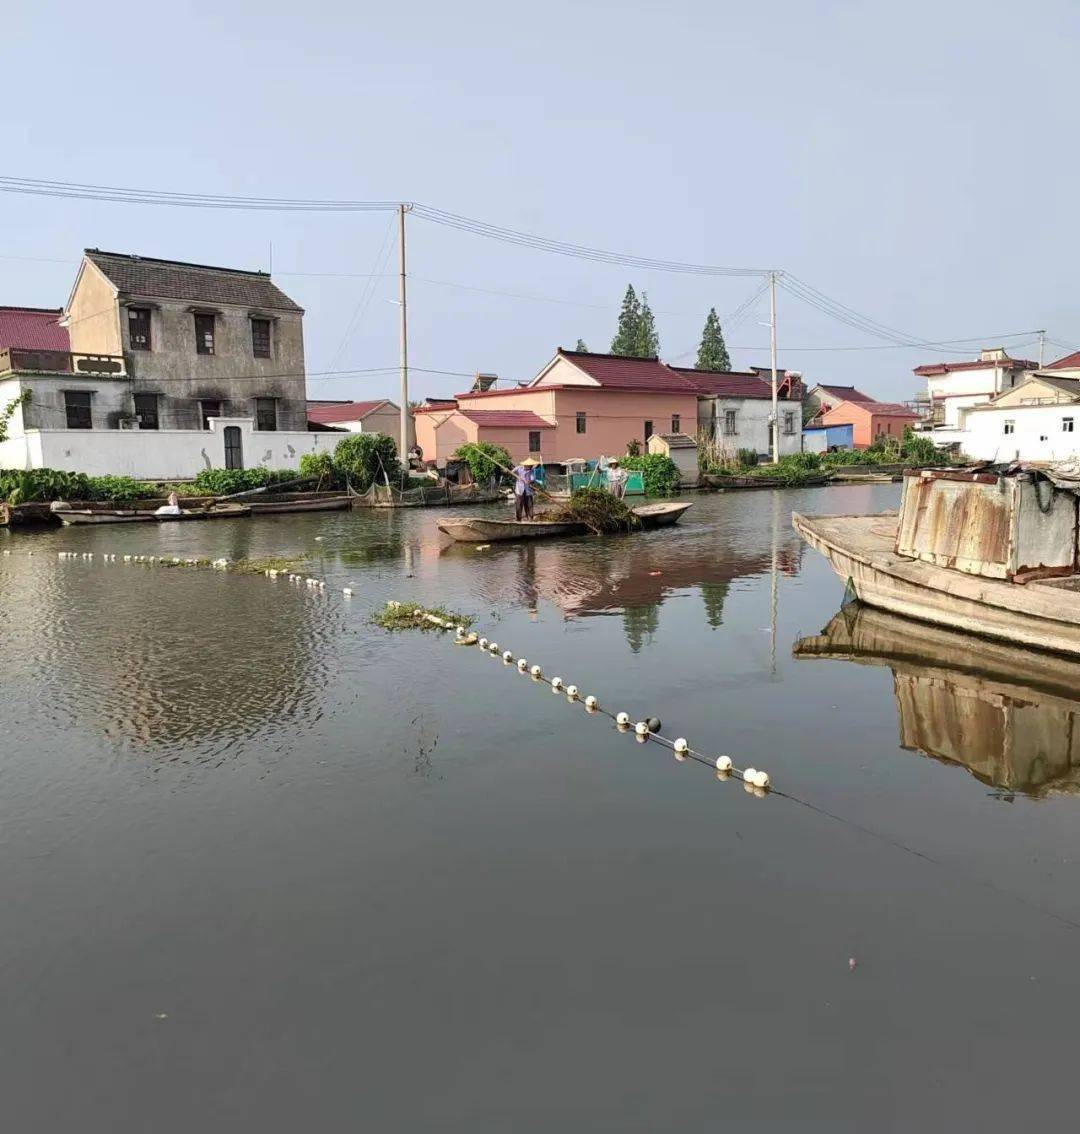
[502,650,513,662]
[456,625,466,637]
[517,658,528,671]
[742,767,758,784]
[584,695,598,711]
[123,555,131,562]
[752,770,771,790]
[566,685,579,700]
[530,664,542,678]
[1,549,8,556]
[478,637,488,649]
[635,721,650,737]
[343,587,354,597]
[551,677,563,691]
[715,755,733,772]
[744,780,757,795]
[674,738,689,755]
[489,642,499,654]
[615,711,630,727]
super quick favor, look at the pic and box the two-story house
[0,249,342,478]
[66,249,308,432]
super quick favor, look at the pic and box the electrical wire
[325,215,397,373]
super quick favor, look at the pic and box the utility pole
[1038,328,1046,369]
[769,271,779,464]
[398,203,409,460]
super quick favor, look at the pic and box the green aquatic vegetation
[373,601,474,631]
[229,555,310,575]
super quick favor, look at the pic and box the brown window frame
[644,420,654,443]
[671,413,680,433]
[200,399,222,431]
[576,411,586,434]
[254,397,277,432]
[251,318,272,359]
[194,313,216,356]
[724,409,737,435]
[133,392,159,430]
[64,390,92,429]
[528,430,541,453]
[783,411,796,435]
[128,307,151,351]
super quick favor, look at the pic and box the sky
[2,0,1079,404]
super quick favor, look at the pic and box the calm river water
[3,485,1080,1131]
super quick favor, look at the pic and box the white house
[959,373,1080,461]
[912,346,1038,446]
[678,367,803,459]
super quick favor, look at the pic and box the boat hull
[633,502,693,529]
[246,495,351,514]
[57,504,251,525]
[436,517,586,542]
[793,511,1080,657]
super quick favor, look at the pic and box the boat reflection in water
[794,604,1080,798]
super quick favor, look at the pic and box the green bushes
[736,448,759,470]
[452,441,511,486]
[299,450,336,486]
[620,453,681,496]
[334,433,401,492]
[0,468,91,504]
[190,467,297,496]
[84,475,158,502]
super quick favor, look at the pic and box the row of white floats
[42,549,356,596]
[384,603,771,795]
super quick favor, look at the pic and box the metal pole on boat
[769,271,779,464]
[398,203,410,463]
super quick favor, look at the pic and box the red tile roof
[306,400,389,424]
[558,348,701,392]
[1045,350,1080,370]
[913,358,1037,376]
[0,306,69,351]
[866,402,919,416]
[458,409,555,430]
[812,383,875,402]
[669,366,774,398]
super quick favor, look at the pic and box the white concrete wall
[960,404,1080,462]
[700,397,802,457]
[0,418,344,478]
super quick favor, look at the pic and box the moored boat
[244,493,351,514]
[53,502,251,525]
[793,466,1080,657]
[633,501,693,529]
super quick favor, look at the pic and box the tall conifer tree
[611,285,641,355]
[636,292,660,357]
[696,307,731,371]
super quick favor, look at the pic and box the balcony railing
[0,348,128,377]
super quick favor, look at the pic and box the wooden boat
[53,502,251,525]
[244,492,351,514]
[793,509,1080,657]
[436,516,586,542]
[793,605,1080,797]
[633,501,693,529]
[436,501,692,543]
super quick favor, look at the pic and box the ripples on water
[6,485,1080,1130]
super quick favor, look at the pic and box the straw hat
[521,457,540,467]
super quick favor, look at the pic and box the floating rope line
[381,601,773,799]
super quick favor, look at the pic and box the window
[134,392,159,430]
[194,313,216,355]
[64,390,92,429]
[1064,418,1075,433]
[1003,419,1015,435]
[528,431,541,453]
[200,399,222,430]
[783,411,796,435]
[644,420,654,443]
[724,409,737,435]
[128,307,151,351]
[251,318,272,359]
[576,411,586,434]
[671,413,680,434]
[254,397,277,432]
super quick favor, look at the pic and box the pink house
[413,349,701,466]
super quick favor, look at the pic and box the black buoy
[647,717,661,733]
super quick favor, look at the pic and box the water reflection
[794,605,1080,797]
[1,552,337,762]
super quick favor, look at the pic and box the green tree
[333,432,401,492]
[610,285,642,356]
[635,292,659,357]
[574,338,588,352]
[695,307,731,371]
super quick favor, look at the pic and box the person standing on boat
[512,457,538,521]
[607,458,627,499]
